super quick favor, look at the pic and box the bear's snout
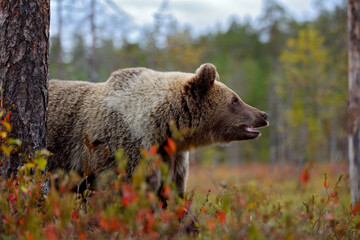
[255,111,269,128]
[262,112,268,120]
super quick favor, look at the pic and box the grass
[187,162,348,202]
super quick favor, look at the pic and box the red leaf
[164,138,176,155]
[71,210,79,221]
[142,149,150,158]
[300,169,310,186]
[5,112,10,121]
[178,206,188,219]
[330,192,336,199]
[26,233,34,240]
[206,220,215,232]
[351,202,360,217]
[78,233,86,240]
[109,218,121,231]
[100,218,109,229]
[122,185,138,207]
[201,206,207,214]
[324,180,328,189]
[218,211,226,225]
[161,185,171,199]
[45,225,58,240]
[150,145,157,155]
[145,210,155,233]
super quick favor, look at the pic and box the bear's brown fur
[47,63,268,196]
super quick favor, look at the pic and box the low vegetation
[0,108,358,240]
[0,132,358,239]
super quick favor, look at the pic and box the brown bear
[46,63,268,197]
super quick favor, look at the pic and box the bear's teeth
[245,126,260,133]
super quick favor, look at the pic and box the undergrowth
[0,111,360,239]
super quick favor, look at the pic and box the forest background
[49,0,348,168]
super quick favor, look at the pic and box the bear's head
[182,63,268,147]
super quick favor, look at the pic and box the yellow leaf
[14,139,21,146]
[25,163,35,169]
[21,186,28,193]
[39,148,50,156]
[2,120,11,132]
[34,158,47,171]
[0,131,7,139]
[1,145,12,156]
[248,202,256,210]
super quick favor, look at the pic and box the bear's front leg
[172,152,189,198]
[147,151,189,208]
[155,151,189,208]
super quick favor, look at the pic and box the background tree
[348,0,360,204]
[259,0,294,165]
[88,0,97,82]
[49,0,64,79]
[0,0,50,178]
[315,4,348,163]
[279,26,331,177]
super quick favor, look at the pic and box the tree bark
[348,0,360,204]
[0,0,49,179]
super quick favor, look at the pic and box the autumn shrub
[1,110,360,239]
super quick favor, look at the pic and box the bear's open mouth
[243,125,261,138]
[241,122,268,139]
[244,126,261,135]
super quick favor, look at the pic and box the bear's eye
[232,98,239,106]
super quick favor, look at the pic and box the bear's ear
[186,63,218,96]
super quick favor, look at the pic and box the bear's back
[103,68,194,149]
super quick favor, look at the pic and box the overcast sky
[118,0,342,33]
[49,0,343,48]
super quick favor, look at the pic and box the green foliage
[162,29,203,72]
[0,110,21,159]
[276,24,346,163]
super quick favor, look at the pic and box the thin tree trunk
[0,0,49,179]
[269,85,277,165]
[227,142,241,166]
[88,0,97,82]
[330,117,338,163]
[348,0,360,204]
[56,0,64,79]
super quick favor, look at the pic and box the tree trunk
[56,0,64,79]
[227,142,241,166]
[88,0,97,82]
[0,0,49,179]
[329,117,338,163]
[348,0,360,204]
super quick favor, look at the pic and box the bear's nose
[263,113,268,120]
